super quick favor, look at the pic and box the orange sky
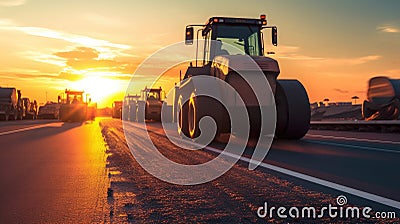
[0,0,399,107]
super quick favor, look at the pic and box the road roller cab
[59,90,88,122]
[136,87,164,122]
[175,15,310,139]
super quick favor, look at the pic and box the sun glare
[70,76,124,107]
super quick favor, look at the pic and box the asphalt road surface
[0,118,399,223]
[0,119,109,223]
[104,119,399,223]
[140,121,400,201]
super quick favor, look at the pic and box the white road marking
[304,140,400,154]
[307,134,400,145]
[202,144,400,210]
[0,123,59,136]
[124,122,400,209]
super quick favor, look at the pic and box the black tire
[275,80,310,139]
[188,94,199,138]
[59,107,68,122]
[362,100,376,120]
[188,95,225,140]
[178,96,190,138]
[136,101,145,122]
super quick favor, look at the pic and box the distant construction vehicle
[173,15,310,139]
[136,87,164,122]
[112,101,123,119]
[38,102,61,119]
[123,94,140,121]
[0,87,23,121]
[22,98,38,119]
[59,90,95,122]
[362,76,400,120]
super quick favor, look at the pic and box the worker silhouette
[72,96,78,104]
[147,94,156,100]
[215,40,229,57]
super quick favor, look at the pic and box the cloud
[13,46,138,79]
[0,70,131,82]
[54,47,99,60]
[0,22,131,50]
[19,50,66,67]
[276,45,381,66]
[377,25,399,33]
[0,18,16,26]
[352,55,381,64]
[0,21,139,85]
[20,27,131,49]
[0,72,61,81]
[53,47,136,73]
[0,0,25,7]
[58,71,85,81]
[333,88,349,94]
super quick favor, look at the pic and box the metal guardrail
[311,120,400,125]
[310,120,400,133]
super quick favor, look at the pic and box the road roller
[59,90,88,122]
[362,76,400,120]
[173,15,310,139]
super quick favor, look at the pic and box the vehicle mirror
[185,26,194,45]
[272,27,278,46]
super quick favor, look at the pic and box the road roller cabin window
[213,24,262,57]
[147,91,161,101]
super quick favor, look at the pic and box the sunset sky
[0,0,399,107]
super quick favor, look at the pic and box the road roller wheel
[178,96,190,138]
[362,100,376,120]
[188,94,197,138]
[275,80,310,139]
[136,101,145,122]
[129,105,137,122]
[188,94,226,140]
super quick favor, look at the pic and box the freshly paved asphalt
[0,119,109,223]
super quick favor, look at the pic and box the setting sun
[69,75,127,107]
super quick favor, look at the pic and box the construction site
[1,5,399,223]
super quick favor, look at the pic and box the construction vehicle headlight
[260,14,267,25]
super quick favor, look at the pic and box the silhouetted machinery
[112,101,123,119]
[38,102,61,119]
[22,98,38,119]
[59,90,95,122]
[173,15,310,139]
[0,87,23,121]
[123,94,140,121]
[362,76,400,120]
[137,87,164,122]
